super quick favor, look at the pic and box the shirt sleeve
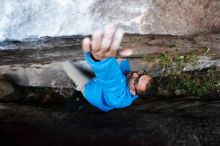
[120,59,132,74]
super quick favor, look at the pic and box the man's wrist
[90,53,101,62]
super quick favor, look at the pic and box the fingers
[98,25,125,57]
[82,24,132,60]
[110,28,124,50]
[101,24,116,51]
[82,37,91,53]
[118,49,133,56]
[105,27,133,57]
[92,30,102,51]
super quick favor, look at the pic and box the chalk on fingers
[111,28,124,50]
[101,24,117,50]
[92,30,102,51]
[82,37,91,52]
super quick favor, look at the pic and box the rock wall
[140,0,220,35]
[0,33,219,88]
[92,0,220,35]
[0,0,219,41]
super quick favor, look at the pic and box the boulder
[0,79,14,98]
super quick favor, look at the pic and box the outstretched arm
[82,24,132,61]
[82,25,135,109]
[82,25,133,87]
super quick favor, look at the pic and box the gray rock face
[90,0,152,33]
[140,0,220,35]
[0,33,219,88]
[91,0,220,35]
[0,0,219,41]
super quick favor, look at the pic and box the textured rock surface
[91,0,220,35]
[0,33,219,87]
[0,0,219,41]
[140,0,220,35]
[0,96,220,146]
[0,79,14,98]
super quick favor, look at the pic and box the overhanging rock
[0,33,219,87]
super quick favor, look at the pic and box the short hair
[136,75,158,99]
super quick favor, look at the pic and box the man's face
[126,72,153,96]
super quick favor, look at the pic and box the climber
[62,24,157,112]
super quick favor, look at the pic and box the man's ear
[130,89,136,96]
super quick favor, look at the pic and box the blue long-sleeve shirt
[83,53,138,112]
